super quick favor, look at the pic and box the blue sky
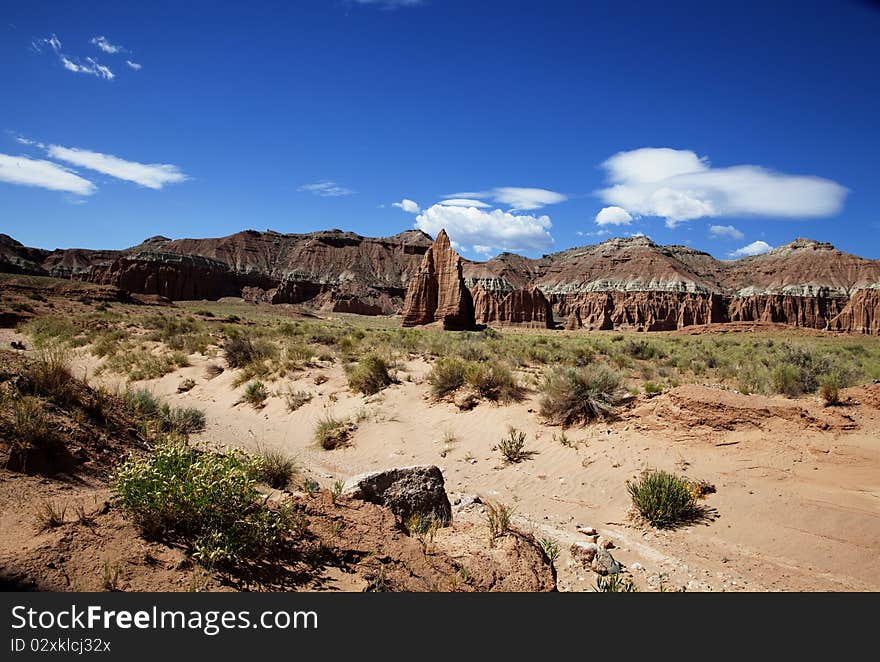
[1,0,879,260]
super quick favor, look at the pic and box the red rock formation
[828,288,880,334]
[68,229,432,312]
[552,291,723,331]
[471,285,553,328]
[727,294,847,329]
[401,230,475,330]
[5,229,880,334]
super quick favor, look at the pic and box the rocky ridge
[3,230,880,333]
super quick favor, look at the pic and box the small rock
[453,390,479,411]
[631,562,644,572]
[177,378,196,393]
[343,465,453,525]
[453,494,482,511]
[591,547,622,576]
[10,340,26,350]
[577,526,598,536]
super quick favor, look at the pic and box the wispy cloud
[729,240,773,258]
[90,35,125,54]
[438,198,491,208]
[46,144,188,189]
[392,198,420,213]
[0,153,95,195]
[596,147,848,229]
[298,181,355,197]
[126,60,142,70]
[32,33,115,80]
[448,187,567,211]
[708,224,744,240]
[61,56,114,80]
[31,33,62,53]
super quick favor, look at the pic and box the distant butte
[1,230,879,334]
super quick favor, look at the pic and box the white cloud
[60,55,114,80]
[438,198,491,208]
[0,153,95,195]
[451,186,567,211]
[297,181,354,197]
[392,198,420,213]
[596,147,848,227]
[90,36,125,54]
[595,206,633,226]
[32,33,117,80]
[728,240,774,258]
[32,34,62,53]
[46,145,188,189]
[126,60,142,70]
[414,203,553,256]
[708,224,745,240]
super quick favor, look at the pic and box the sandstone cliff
[4,230,880,334]
[471,284,553,328]
[401,230,475,330]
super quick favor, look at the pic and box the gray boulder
[343,465,453,526]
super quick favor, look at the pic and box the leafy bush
[465,361,517,401]
[254,447,296,489]
[123,388,160,419]
[427,357,467,398]
[113,439,299,568]
[644,381,663,395]
[11,396,50,450]
[27,345,77,406]
[243,381,269,408]
[157,404,206,435]
[499,427,528,463]
[539,365,623,426]
[346,354,393,395]
[223,335,274,369]
[626,469,699,529]
[623,339,665,360]
[819,369,848,405]
[313,415,349,450]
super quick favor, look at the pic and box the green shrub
[157,404,206,435]
[313,415,349,450]
[27,345,77,407]
[485,501,514,546]
[819,370,846,405]
[224,335,274,369]
[465,361,517,401]
[283,388,312,412]
[346,354,393,395]
[113,439,299,568]
[595,573,638,592]
[243,381,269,408]
[623,339,665,360]
[643,381,663,395]
[427,357,467,398]
[499,427,528,463]
[123,388,160,419]
[626,470,699,529]
[12,396,50,449]
[254,448,296,489]
[539,365,623,426]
